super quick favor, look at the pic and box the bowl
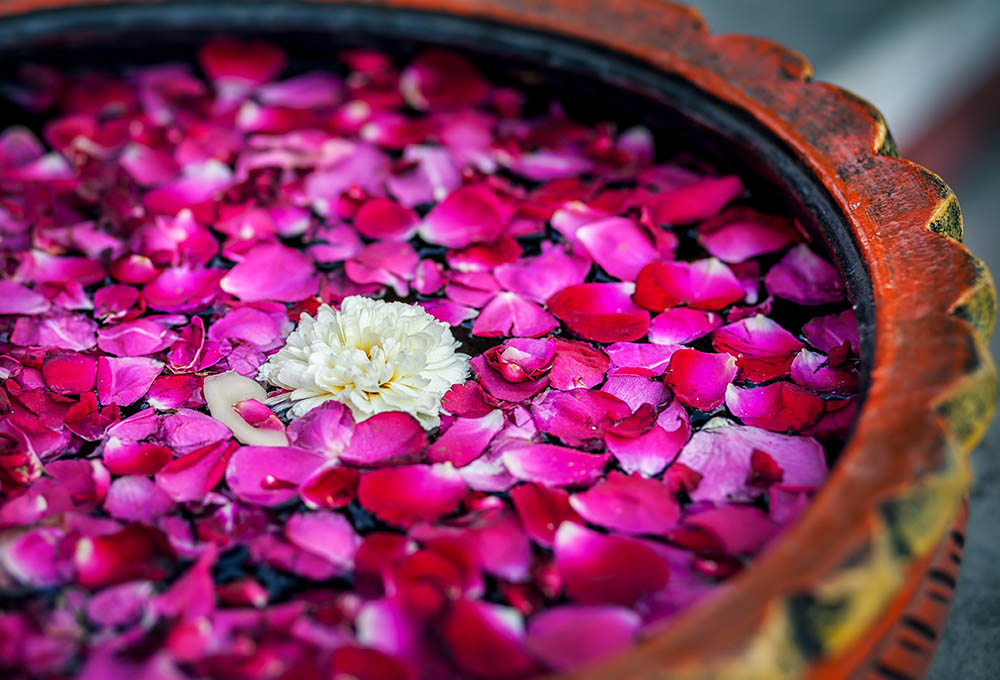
[0,1,994,678]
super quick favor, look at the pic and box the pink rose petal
[712,314,805,382]
[764,244,845,305]
[400,50,488,111]
[220,242,319,302]
[664,349,737,410]
[576,217,658,281]
[225,445,329,506]
[569,471,680,535]
[428,410,505,467]
[510,483,582,548]
[419,184,511,248]
[554,522,670,605]
[473,292,557,337]
[341,412,427,466]
[725,382,826,432]
[502,443,608,488]
[526,605,640,672]
[358,463,467,527]
[531,388,631,449]
[634,258,745,312]
[646,175,743,225]
[547,283,650,343]
[96,356,164,406]
[0,280,50,315]
[648,307,722,345]
[548,338,609,390]
[697,207,801,263]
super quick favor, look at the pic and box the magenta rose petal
[494,244,591,303]
[220,242,319,302]
[286,401,355,458]
[143,160,234,216]
[697,207,801,263]
[1,526,68,587]
[442,380,498,418]
[143,266,224,312]
[648,307,722,345]
[526,605,640,672]
[96,356,163,406]
[285,510,360,571]
[440,600,537,679]
[161,408,232,454]
[96,318,177,357]
[675,422,827,503]
[682,505,778,557]
[510,482,582,548]
[606,407,691,477]
[802,309,860,354]
[790,348,859,394]
[606,342,680,377]
[418,298,478,326]
[645,174,743,225]
[664,348,737,410]
[428,410,505,467]
[725,382,826,432]
[547,283,650,343]
[10,312,97,351]
[554,522,670,606]
[300,466,361,510]
[487,337,555,383]
[548,338,609,390]
[85,581,154,628]
[102,439,172,476]
[256,71,343,108]
[400,49,488,111]
[502,443,609,488]
[353,196,419,241]
[103,476,175,522]
[0,280,50,314]
[600,374,671,411]
[531,388,631,449]
[73,524,176,590]
[569,471,680,534]
[471,354,549,403]
[358,464,467,527]
[634,258,745,312]
[154,440,236,503]
[225,445,329,506]
[42,352,97,394]
[206,306,283,350]
[764,244,845,305]
[199,38,286,107]
[473,292,558,338]
[419,183,511,248]
[576,216,658,281]
[712,314,805,382]
[341,412,427,466]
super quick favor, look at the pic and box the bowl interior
[0,0,872,496]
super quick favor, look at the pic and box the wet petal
[428,410,505,467]
[287,400,355,458]
[576,217,657,281]
[358,463,467,527]
[419,184,511,248]
[341,412,427,466]
[220,242,319,302]
[712,314,805,382]
[154,440,236,503]
[526,605,640,672]
[697,207,801,263]
[648,307,722,345]
[96,356,163,406]
[473,292,557,338]
[225,445,328,506]
[510,483,582,548]
[531,388,631,449]
[569,471,680,534]
[646,175,743,225]
[548,338,609,390]
[790,348,859,394]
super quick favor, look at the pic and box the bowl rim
[0,1,994,678]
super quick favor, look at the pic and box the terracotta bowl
[0,1,994,678]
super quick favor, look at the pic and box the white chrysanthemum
[258,297,469,429]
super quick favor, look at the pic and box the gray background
[685,1,1000,677]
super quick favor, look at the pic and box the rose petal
[419,184,511,248]
[502,443,608,488]
[697,207,801,263]
[547,283,650,343]
[225,445,328,506]
[712,314,805,382]
[764,244,845,305]
[341,412,427,466]
[428,410,505,467]
[648,307,722,345]
[358,463,467,527]
[220,242,319,302]
[725,382,826,431]
[569,471,680,534]
[634,258,745,312]
[96,356,163,406]
[663,349,737,410]
[526,605,640,672]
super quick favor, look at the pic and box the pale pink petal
[207,306,282,350]
[10,312,97,351]
[256,71,343,109]
[675,422,827,502]
[600,374,671,411]
[418,298,478,326]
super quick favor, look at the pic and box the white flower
[258,297,469,429]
